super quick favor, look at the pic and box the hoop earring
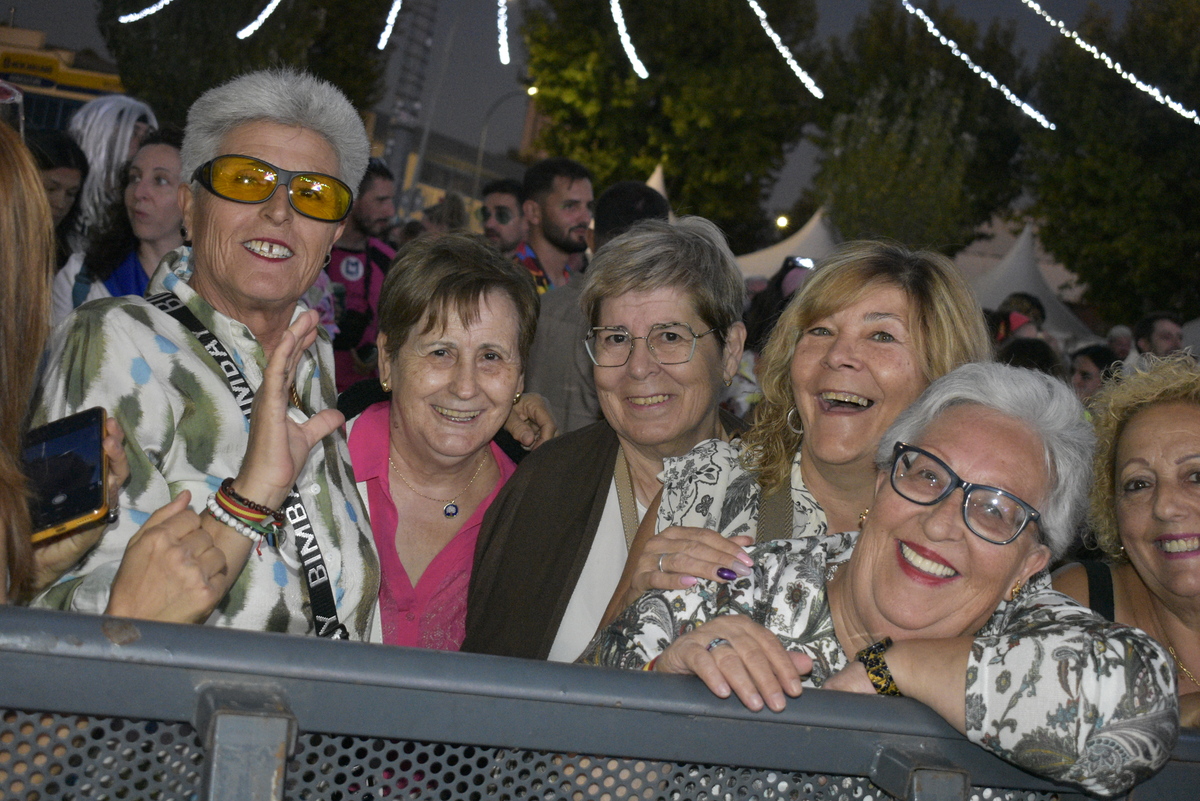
[323,253,332,268]
[786,407,802,435]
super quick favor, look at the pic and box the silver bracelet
[205,493,260,542]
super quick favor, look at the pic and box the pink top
[348,401,516,649]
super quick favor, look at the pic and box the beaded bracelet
[214,489,277,533]
[855,637,902,696]
[206,493,262,542]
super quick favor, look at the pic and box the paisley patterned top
[656,438,827,541]
[587,442,1179,796]
[31,247,380,638]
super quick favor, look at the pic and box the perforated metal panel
[0,708,1068,801]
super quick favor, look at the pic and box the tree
[813,79,975,249]
[523,0,819,252]
[97,0,391,126]
[807,0,1031,252]
[1027,0,1200,323]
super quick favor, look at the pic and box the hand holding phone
[22,407,112,545]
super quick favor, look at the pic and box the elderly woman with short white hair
[33,69,378,636]
[587,363,1178,796]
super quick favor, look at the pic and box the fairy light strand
[745,0,823,99]
[901,0,1054,130]
[1017,0,1199,126]
[236,0,284,39]
[118,0,179,23]
[497,0,511,65]
[610,0,649,79]
[377,0,404,50]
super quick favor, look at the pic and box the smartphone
[21,407,111,545]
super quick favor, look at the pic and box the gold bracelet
[855,637,902,696]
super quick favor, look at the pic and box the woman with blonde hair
[609,240,992,614]
[1054,354,1200,726]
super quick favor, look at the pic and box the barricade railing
[0,605,1195,800]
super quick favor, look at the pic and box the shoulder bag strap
[756,485,793,544]
[146,292,348,639]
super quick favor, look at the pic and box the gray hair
[579,216,745,347]
[876,362,1094,559]
[181,68,369,195]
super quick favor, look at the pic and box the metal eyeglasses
[889,442,1041,545]
[584,322,716,367]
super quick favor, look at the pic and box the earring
[512,392,522,405]
[1009,578,1024,602]
[380,378,390,393]
[786,407,802,434]
[723,375,733,387]
[858,508,870,528]
[180,225,189,241]
[323,253,332,268]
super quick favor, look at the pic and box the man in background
[327,158,396,393]
[515,157,593,293]
[479,178,527,258]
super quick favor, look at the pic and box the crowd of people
[2,68,1197,795]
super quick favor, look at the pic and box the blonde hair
[742,240,991,493]
[0,122,55,598]
[1088,354,1200,561]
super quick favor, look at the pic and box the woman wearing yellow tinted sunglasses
[32,69,383,636]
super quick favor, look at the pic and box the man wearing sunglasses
[327,158,396,392]
[478,178,527,259]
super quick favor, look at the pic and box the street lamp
[472,86,536,200]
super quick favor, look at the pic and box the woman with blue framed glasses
[586,363,1178,796]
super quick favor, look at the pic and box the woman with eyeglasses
[586,363,1178,797]
[464,216,749,662]
[29,69,382,635]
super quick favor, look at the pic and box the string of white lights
[497,0,511,65]
[236,0,284,40]
[1017,0,1199,126]
[117,0,179,23]
[610,0,648,79]
[900,0,1054,130]
[745,0,823,99]
[377,0,404,50]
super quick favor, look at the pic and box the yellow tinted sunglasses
[192,154,353,222]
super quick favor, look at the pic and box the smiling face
[181,121,346,321]
[125,144,183,249]
[42,167,82,228]
[790,283,927,474]
[845,405,1052,640]
[594,286,741,462]
[379,290,524,467]
[1114,402,1200,603]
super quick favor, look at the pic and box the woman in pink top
[347,233,538,648]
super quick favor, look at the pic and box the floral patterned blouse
[656,438,826,541]
[586,443,1180,797]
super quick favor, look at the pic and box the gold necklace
[389,452,487,518]
[1151,605,1200,689]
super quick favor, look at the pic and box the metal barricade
[0,606,1195,800]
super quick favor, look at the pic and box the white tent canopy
[736,208,840,278]
[968,224,1093,342]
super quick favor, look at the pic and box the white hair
[877,362,1094,559]
[68,95,158,245]
[181,68,369,196]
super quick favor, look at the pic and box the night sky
[12,0,1132,206]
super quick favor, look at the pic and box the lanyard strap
[613,447,641,550]
[147,292,348,639]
